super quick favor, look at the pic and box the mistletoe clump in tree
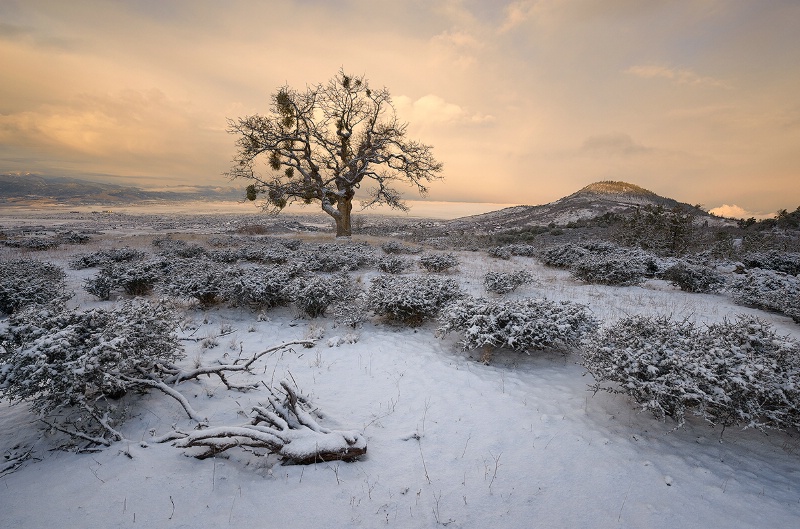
[228,70,443,237]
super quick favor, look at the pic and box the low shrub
[439,297,597,353]
[483,270,532,295]
[289,273,352,318]
[487,246,512,260]
[378,256,409,274]
[661,262,724,293]
[742,251,800,276]
[161,259,226,306]
[69,247,147,269]
[367,274,463,325]
[85,259,162,299]
[0,259,70,314]
[582,315,800,430]
[0,299,183,441]
[419,253,459,273]
[220,265,299,309]
[728,269,800,323]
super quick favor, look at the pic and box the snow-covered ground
[1,225,799,529]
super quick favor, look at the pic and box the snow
[2,219,800,528]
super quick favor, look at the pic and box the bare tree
[227,70,443,237]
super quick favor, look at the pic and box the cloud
[580,132,650,156]
[626,65,731,89]
[708,204,774,220]
[394,94,494,126]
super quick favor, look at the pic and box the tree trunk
[335,197,353,237]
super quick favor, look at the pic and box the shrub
[487,246,512,260]
[506,244,538,257]
[152,238,207,258]
[296,243,376,272]
[0,299,183,441]
[69,247,146,269]
[728,269,800,323]
[380,240,419,254]
[289,273,352,318]
[571,254,647,286]
[419,253,459,273]
[582,315,800,430]
[0,259,70,314]
[538,243,589,269]
[220,265,299,309]
[377,255,409,274]
[159,259,223,305]
[85,259,162,299]
[439,297,597,353]
[661,262,724,293]
[2,237,60,251]
[742,251,800,276]
[367,274,463,325]
[483,270,532,295]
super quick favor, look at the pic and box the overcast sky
[2,0,799,217]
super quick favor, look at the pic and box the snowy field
[1,214,799,529]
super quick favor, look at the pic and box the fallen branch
[166,340,315,390]
[166,380,366,464]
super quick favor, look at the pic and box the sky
[1,0,799,218]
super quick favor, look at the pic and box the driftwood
[167,381,367,464]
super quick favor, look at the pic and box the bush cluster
[367,274,463,325]
[160,259,227,306]
[0,259,70,314]
[439,297,597,353]
[582,316,800,430]
[487,246,512,260]
[221,265,299,309]
[419,253,459,273]
[483,270,532,295]
[728,269,800,323]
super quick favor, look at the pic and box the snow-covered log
[170,381,367,464]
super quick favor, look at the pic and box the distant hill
[446,180,711,232]
[0,174,243,206]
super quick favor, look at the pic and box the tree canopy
[227,71,443,237]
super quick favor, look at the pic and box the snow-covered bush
[238,244,292,264]
[506,244,538,257]
[571,254,647,286]
[439,297,597,353]
[540,242,658,286]
[161,259,226,306]
[483,270,532,295]
[152,238,207,258]
[2,237,60,251]
[220,265,299,309]
[377,255,409,274]
[538,243,589,269]
[661,262,724,293]
[487,246,512,260]
[419,253,459,273]
[582,315,800,430]
[368,274,463,325]
[728,269,800,323]
[742,251,800,276]
[0,300,183,442]
[0,259,70,314]
[380,240,419,254]
[289,273,352,318]
[329,290,369,328]
[295,243,376,272]
[207,249,241,263]
[84,259,162,299]
[69,247,146,269]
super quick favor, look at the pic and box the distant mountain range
[444,181,716,231]
[0,174,243,205]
